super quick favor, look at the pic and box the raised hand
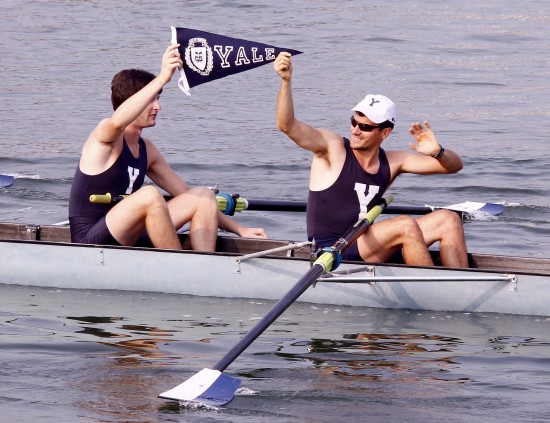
[159,44,183,84]
[408,121,441,157]
[274,52,293,81]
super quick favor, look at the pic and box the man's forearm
[276,79,296,134]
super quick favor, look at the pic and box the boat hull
[2,228,550,316]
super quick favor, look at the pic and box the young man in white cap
[273,52,467,267]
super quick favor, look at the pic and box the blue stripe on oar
[0,175,14,188]
[431,201,504,217]
[159,368,241,407]
[194,372,241,407]
[478,203,504,216]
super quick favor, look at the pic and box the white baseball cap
[351,94,396,125]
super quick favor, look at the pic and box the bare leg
[106,185,182,249]
[167,187,219,252]
[357,215,434,266]
[416,209,468,268]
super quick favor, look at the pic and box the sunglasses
[350,116,380,132]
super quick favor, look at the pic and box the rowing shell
[1,222,549,316]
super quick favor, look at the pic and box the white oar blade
[445,201,503,216]
[428,201,504,217]
[159,368,241,407]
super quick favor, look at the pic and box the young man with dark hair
[69,44,267,250]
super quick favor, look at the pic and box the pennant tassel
[171,26,192,96]
[170,26,302,95]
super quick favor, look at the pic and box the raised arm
[274,52,339,156]
[393,121,463,175]
[94,44,183,145]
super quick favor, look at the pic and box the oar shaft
[89,193,429,214]
[213,263,325,372]
[212,196,391,372]
[241,198,307,212]
[91,192,491,218]
[90,193,503,220]
[241,198,433,215]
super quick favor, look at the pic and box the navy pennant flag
[171,26,302,95]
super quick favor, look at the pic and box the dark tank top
[68,137,148,222]
[306,138,391,242]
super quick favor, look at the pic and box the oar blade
[159,368,241,407]
[0,175,14,188]
[442,201,504,216]
[476,202,504,216]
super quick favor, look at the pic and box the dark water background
[1,0,550,421]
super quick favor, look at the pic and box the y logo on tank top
[354,183,380,219]
[125,166,140,194]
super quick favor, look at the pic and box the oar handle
[335,195,393,251]
[89,193,113,204]
[89,193,127,204]
[315,195,393,273]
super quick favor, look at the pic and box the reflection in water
[274,332,469,391]
[67,315,124,324]
[64,316,214,420]
[71,355,172,421]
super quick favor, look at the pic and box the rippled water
[1,0,550,421]
[2,285,550,423]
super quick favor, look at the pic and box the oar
[0,175,14,188]
[89,192,503,219]
[158,195,393,407]
[218,197,504,218]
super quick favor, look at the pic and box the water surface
[1,0,550,421]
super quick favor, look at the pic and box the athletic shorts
[69,216,152,247]
[311,235,362,262]
[70,216,120,245]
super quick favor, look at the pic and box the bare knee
[417,209,465,248]
[188,187,217,210]
[432,209,463,233]
[393,215,424,237]
[134,186,168,211]
[190,186,215,198]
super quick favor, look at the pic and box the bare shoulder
[79,120,123,174]
[314,128,346,157]
[309,131,347,190]
[319,127,344,142]
[142,136,161,154]
[141,137,166,168]
[85,117,123,147]
[311,130,346,172]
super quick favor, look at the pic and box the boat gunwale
[1,221,550,277]
[1,236,549,278]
